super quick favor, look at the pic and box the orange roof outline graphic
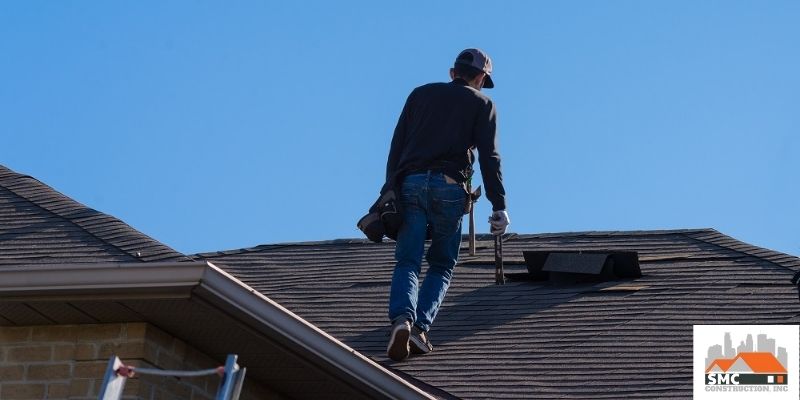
[705,352,787,374]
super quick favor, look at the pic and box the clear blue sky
[2,1,798,256]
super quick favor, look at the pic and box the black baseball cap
[455,48,494,88]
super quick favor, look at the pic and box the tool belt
[456,164,481,215]
[357,160,477,242]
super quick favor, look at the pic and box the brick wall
[0,323,277,400]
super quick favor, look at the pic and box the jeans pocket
[432,200,464,236]
[433,183,466,203]
[401,183,421,207]
[440,198,467,216]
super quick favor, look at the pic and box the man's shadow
[345,263,611,358]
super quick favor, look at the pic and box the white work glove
[488,210,510,236]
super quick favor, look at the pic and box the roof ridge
[193,228,719,259]
[192,238,388,258]
[683,229,800,270]
[0,165,188,262]
[506,228,716,239]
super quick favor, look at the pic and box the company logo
[694,325,799,400]
[704,332,787,385]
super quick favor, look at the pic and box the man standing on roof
[384,48,509,361]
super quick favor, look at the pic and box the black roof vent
[522,251,641,283]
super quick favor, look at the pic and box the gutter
[0,262,435,400]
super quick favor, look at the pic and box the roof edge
[0,261,208,300]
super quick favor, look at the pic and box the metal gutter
[0,261,434,400]
[0,262,205,300]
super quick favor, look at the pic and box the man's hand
[488,210,510,236]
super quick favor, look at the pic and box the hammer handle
[494,235,504,285]
[469,207,476,256]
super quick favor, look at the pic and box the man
[384,48,510,361]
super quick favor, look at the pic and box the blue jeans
[388,171,466,332]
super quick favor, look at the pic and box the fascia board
[0,261,208,301]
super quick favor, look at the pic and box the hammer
[494,234,504,285]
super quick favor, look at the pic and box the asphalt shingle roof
[0,165,186,264]
[196,230,800,399]
[4,163,799,399]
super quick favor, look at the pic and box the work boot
[409,326,433,355]
[387,319,411,361]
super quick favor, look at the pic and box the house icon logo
[694,325,799,399]
[704,333,787,385]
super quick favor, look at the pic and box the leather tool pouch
[357,187,402,242]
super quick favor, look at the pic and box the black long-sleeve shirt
[385,78,506,211]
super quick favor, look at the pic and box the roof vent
[522,251,641,283]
